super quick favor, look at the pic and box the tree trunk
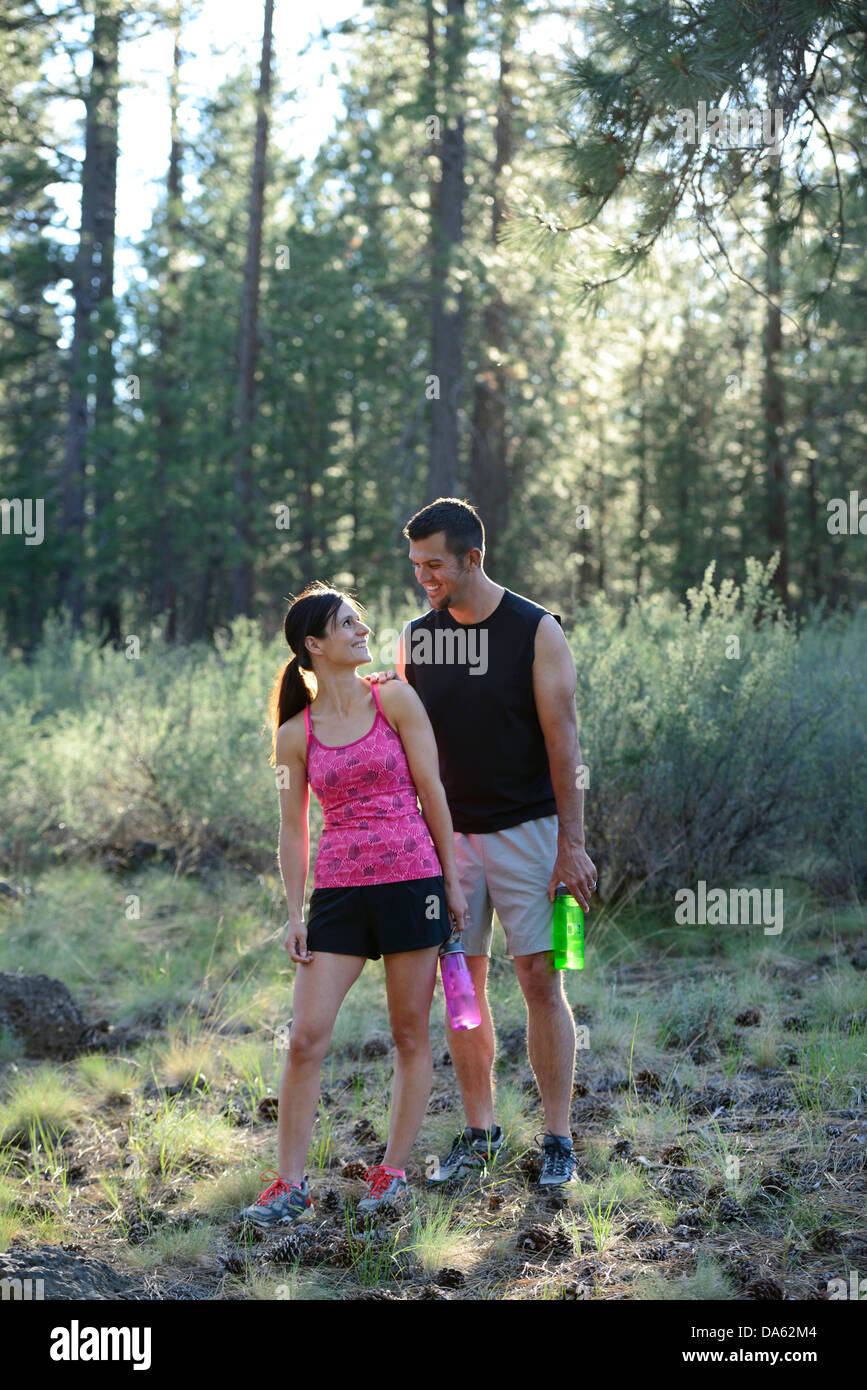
[633,322,650,600]
[59,2,121,632]
[231,0,274,618]
[469,3,517,565]
[427,0,466,501]
[763,64,789,612]
[154,1,183,642]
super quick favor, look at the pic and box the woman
[241,581,469,1226]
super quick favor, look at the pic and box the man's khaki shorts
[452,813,559,958]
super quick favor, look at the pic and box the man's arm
[532,614,597,912]
[394,621,412,682]
[365,621,411,685]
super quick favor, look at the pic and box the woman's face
[307,601,371,668]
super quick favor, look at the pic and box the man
[372,496,597,1188]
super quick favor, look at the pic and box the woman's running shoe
[240,1169,313,1227]
[357,1164,408,1212]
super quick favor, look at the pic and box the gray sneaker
[538,1134,577,1187]
[426,1126,504,1186]
[357,1164,408,1213]
[240,1169,313,1227]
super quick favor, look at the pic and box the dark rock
[0,1245,151,1300]
[0,973,88,1060]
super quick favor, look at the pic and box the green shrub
[1,560,863,899]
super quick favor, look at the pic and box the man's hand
[547,843,597,914]
[362,670,399,685]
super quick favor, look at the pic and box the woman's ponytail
[268,655,313,766]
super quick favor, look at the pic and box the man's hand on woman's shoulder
[362,670,399,684]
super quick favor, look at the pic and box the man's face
[408,533,472,611]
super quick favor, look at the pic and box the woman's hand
[284,918,313,963]
[444,877,470,936]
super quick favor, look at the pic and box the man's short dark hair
[402,497,485,561]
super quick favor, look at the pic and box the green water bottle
[552,883,584,970]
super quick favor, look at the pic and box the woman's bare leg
[381,945,440,1171]
[277,951,365,1184]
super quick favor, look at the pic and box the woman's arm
[274,718,312,961]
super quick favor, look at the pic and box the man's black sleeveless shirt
[403,588,560,834]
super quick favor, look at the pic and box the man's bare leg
[513,950,575,1136]
[443,954,496,1130]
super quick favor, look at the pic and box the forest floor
[0,864,865,1301]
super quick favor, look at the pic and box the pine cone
[716,1196,744,1222]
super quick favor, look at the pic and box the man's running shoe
[240,1169,313,1227]
[357,1165,408,1213]
[537,1134,577,1187]
[426,1125,504,1186]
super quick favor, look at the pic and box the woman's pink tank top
[304,681,442,890]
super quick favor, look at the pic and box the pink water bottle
[439,936,481,1031]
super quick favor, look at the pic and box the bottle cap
[439,932,466,956]
[554,882,570,898]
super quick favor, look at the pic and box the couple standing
[242,498,597,1226]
